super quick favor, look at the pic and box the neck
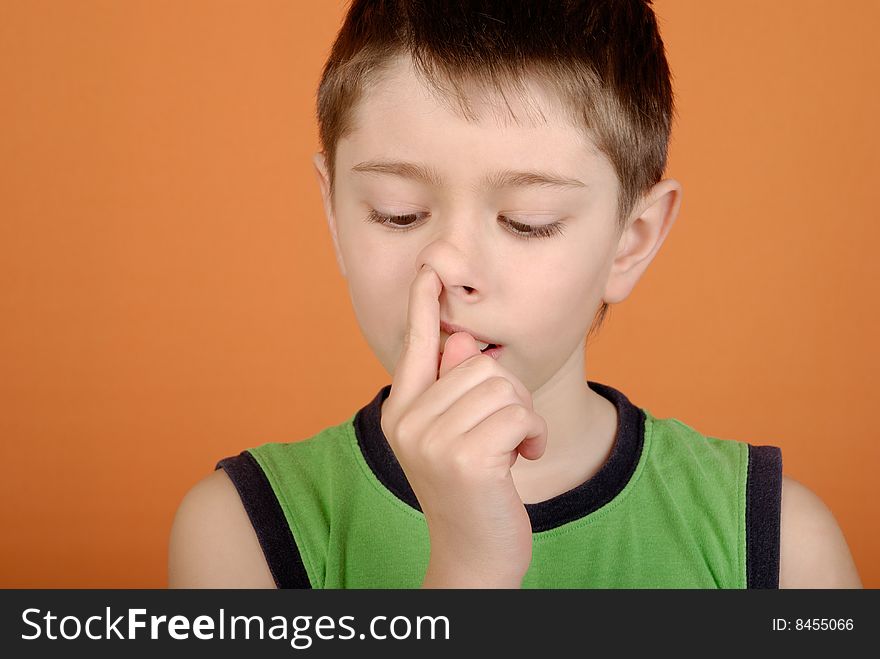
[509,347,619,505]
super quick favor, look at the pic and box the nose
[418,220,486,296]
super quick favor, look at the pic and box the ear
[312,152,346,278]
[603,178,683,305]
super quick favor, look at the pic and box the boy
[168,0,862,588]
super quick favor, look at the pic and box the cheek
[338,227,414,337]
[344,264,409,366]
[348,272,397,334]
[516,263,601,339]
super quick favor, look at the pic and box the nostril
[463,286,474,293]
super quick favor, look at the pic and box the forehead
[341,54,607,185]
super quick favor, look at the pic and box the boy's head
[312,0,681,392]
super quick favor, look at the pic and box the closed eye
[363,209,566,240]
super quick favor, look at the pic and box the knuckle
[509,404,531,424]
[451,447,479,476]
[487,376,515,397]
[395,412,418,444]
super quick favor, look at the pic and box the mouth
[478,343,503,359]
[438,335,503,359]
[438,321,503,356]
[439,320,497,343]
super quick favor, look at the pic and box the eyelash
[363,209,566,240]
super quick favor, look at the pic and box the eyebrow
[350,159,587,191]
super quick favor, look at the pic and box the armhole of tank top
[745,444,783,589]
[214,451,312,589]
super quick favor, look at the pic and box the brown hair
[315,0,675,339]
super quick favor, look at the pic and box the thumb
[439,332,483,379]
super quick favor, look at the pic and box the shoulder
[168,469,277,588]
[778,475,862,588]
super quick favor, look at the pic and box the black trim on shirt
[353,380,644,533]
[215,381,782,588]
[745,444,783,589]
[215,451,312,589]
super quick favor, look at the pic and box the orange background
[1,0,877,588]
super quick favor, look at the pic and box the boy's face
[314,55,650,393]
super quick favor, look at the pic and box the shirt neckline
[352,380,645,532]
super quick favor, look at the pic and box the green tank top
[215,381,782,588]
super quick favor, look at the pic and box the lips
[439,320,501,353]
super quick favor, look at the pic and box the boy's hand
[380,264,548,588]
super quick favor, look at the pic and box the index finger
[389,263,442,411]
